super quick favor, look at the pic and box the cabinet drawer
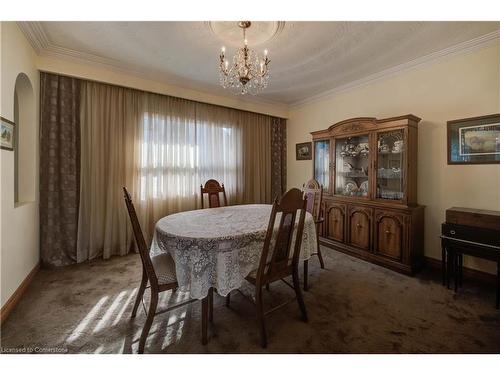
[348,206,372,250]
[374,210,406,260]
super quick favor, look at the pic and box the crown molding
[17,21,50,52]
[16,21,288,111]
[17,22,500,111]
[289,29,500,108]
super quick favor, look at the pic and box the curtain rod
[38,69,287,120]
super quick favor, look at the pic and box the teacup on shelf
[392,140,404,153]
[378,143,390,153]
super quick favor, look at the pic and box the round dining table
[151,204,317,300]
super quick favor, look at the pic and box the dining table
[150,203,318,344]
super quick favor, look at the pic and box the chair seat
[246,260,293,283]
[151,253,178,285]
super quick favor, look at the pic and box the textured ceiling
[25,21,500,105]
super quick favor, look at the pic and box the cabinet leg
[454,253,459,293]
[459,253,463,287]
[496,261,499,310]
[441,245,446,286]
[446,249,452,289]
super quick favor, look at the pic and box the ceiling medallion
[218,21,270,95]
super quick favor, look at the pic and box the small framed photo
[447,114,500,164]
[296,142,312,160]
[1,116,15,151]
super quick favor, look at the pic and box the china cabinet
[312,115,424,274]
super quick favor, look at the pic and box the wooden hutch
[311,115,424,274]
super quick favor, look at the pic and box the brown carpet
[1,247,499,354]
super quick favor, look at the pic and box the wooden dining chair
[224,188,309,348]
[302,179,325,291]
[123,187,197,353]
[200,179,228,208]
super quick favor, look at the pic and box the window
[138,112,241,204]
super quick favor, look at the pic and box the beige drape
[77,82,139,261]
[239,111,272,204]
[76,81,279,261]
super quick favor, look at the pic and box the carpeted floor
[1,247,499,354]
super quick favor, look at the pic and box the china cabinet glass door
[334,135,370,197]
[314,140,330,191]
[376,129,405,201]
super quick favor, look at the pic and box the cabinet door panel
[375,211,405,260]
[348,207,372,250]
[326,204,345,242]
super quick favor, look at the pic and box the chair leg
[131,267,148,319]
[225,293,230,307]
[208,287,214,323]
[293,269,308,322]
[316,230,325,269]
[202,295,209,345]
[138,291,158,354]
[255,287,267,349]
[303,260,309,291]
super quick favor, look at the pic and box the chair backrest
[200,179,228,209]
[122,187,158,289]
[303,179,323,222]
[256,188,307,284]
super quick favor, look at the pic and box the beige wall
[287,41,500,274]
[1,22,40,307]
[36,55,288,119]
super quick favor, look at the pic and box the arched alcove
[13,73,36,204]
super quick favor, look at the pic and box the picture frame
[296,142,312,160]
[1,116,15,151]
[447,114,500,164]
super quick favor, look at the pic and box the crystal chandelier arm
[219,48,229,75]
[256,56,270,77]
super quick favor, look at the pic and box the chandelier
[219,21,270,95]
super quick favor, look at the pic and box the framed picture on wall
[1,116,15,151]
[447,114,500,164]
[296,142,312,160]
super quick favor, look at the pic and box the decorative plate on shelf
[359,180,369,196]
[344,180,358,195]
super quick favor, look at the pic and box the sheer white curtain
[136,94,244,239]
[77,82,275,261]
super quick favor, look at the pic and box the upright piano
[441,207,500,309]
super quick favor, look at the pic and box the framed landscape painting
[296,142,312,160]
[1,116,15,151]
[447,114,500,164]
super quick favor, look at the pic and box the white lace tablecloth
[151,204,317,300]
